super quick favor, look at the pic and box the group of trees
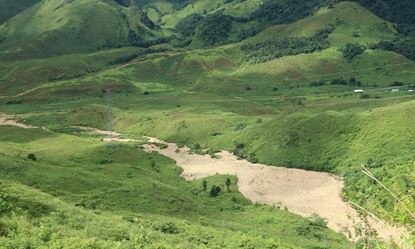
[195,14,234,47]
[241,25,335,63]
[370,38,415,61]
[339,43,366,62]
[352,0,415,61]
[251,0,327,27]
[202,178,233,197]
[173,0,331,48]
[175,12,234,47]
[175,14,204,37]
[310,77,363,87]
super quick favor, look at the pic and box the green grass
[0,0,158,59]
[0,0,40,24]
[0,126,350,248]
[1,0,415,247]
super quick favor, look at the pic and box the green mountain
[0,0,41,24]
[0,0,161,59]
[0,0,414,248]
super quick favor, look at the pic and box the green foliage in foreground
[0,127,350,248]
[0,180,297,249]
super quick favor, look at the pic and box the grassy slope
[0,0,414,247]
[0,0,156,59]
[232,2,414,86]
[0,126,349,248]
[0,0,40,24]
[0,47,144,95]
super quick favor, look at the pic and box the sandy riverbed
[143,137,409,245]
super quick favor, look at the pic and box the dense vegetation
[195,14,234,47]
[241,25,335,63]
[340,43,366,62]
[352,0,415,61]
[371,37,415,61]
[175,13,204,37]
[251,0,328,26]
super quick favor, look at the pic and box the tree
[202,180,208,191]
[209,185,221,197]
[226,178,232,192]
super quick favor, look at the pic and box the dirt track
[0,115,34,129]
[143,137,409,245]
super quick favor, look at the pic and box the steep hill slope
[0,0,160,59]
[0,0,414,248]
[0,125,350,248]
[0,0,41,24]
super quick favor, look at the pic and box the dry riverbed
[143,137,409,246]
[0,115,409,246]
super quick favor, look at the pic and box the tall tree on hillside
[202,179,208,191]
[226,178,232,192]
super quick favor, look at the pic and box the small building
[353,89,363,93]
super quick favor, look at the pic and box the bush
[209,185,221,197]
[296,214,327,237]
[27,153,37,161]
[390,81,404,86]
[233,143,245,158]
[157,222,180,234]
[234,123,247,131]
[0,192,12,214]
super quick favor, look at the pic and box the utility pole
[104,88,114,144]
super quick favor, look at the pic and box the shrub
[209,185,221,197]
[0,192,12,214]
[234,123,247,131]
[391,81,404,86]
[27,153,37,161]
[296,214,327,237]
[157,222,180,234]
[233,143,245,158]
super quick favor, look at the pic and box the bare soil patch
[0,115,35,129]
[143,137,409,245]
